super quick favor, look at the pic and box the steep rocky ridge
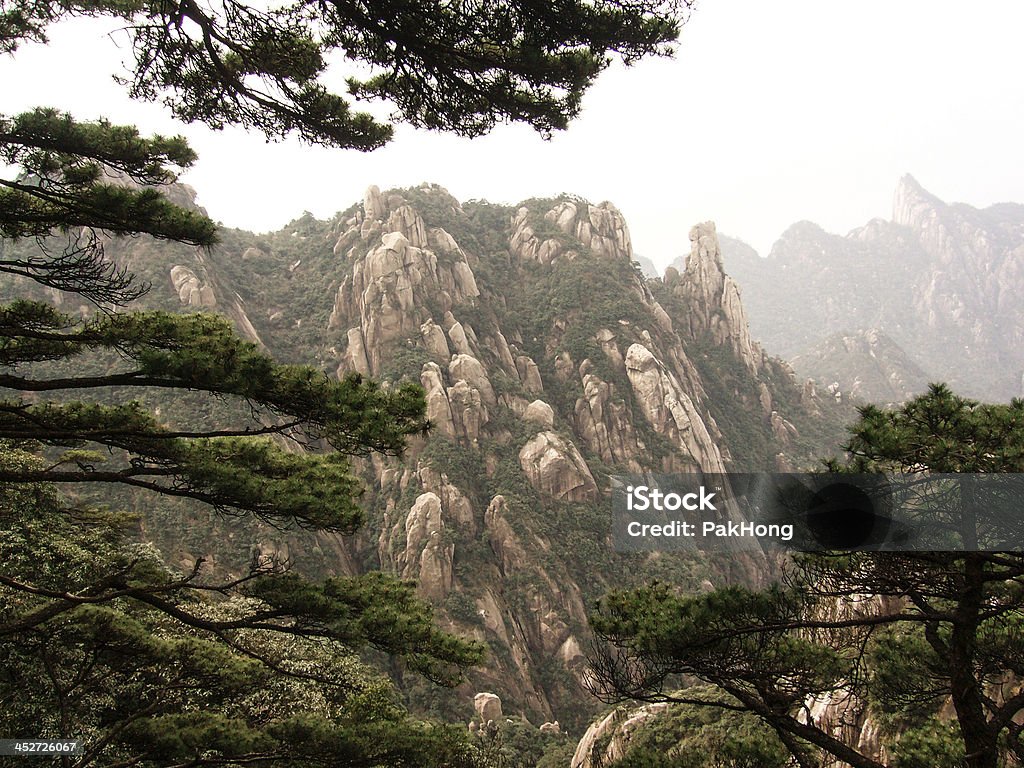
[1,182,851,733]
[790,328,932,406]
[719,175,1024,402]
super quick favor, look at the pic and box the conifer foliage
[0,0,695,760]
[590,385,1024,768]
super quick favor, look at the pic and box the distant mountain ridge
[703,176,1024,402]
[790,328,931,407]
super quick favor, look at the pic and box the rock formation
[474,693,503,722]
[519,431,598,502]
[78,180,847,733]
[724,175,1024,401]
[571,704,670,768]
[791,328,931,405]
[624,343,728,474]
[666,222,765,373]
[170,265,216,308]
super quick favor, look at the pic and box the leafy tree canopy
[0,298,429,527]
[590,385,1024,768]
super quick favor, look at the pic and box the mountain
[790,328,932,406]
[1,182,851,734]
[720,176,1024,402]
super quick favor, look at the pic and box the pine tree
[0,444,482,766]
[590,385,1024,768]
[0,0,695,758]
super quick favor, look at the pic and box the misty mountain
[714,175,1024,402]
[790,328,932,407]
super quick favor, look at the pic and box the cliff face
[8,182,850,731]
[722,175,1024,402]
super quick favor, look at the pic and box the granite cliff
[1,182,851,733]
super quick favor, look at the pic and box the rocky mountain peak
[510,198,633,265]
[723,176,1024,401]
[105,181,849,731]
[790,328,931,405]
[892,173,942,229]
[666,221,765,373]
[685,221,727,290]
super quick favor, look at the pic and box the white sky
[3,1,1024,269]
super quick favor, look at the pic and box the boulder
[519,431,597,502]
[474,693,503,722]
[524,400,555,429]
[450,354,496,405]
[169,265,216,308]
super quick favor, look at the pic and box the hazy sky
[4,2,1024,269]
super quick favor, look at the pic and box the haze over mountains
[9,172,1022,759]
[689,176,1024,403]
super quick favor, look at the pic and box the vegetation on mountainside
[2,0,704,761]
[591,385,1024,768]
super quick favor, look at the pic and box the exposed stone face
[363,184,386,221]
[510,199,632,265]
[515,354,544,393]
[420,319,451,360]
[327,189,481,376]
[390,492,453,601]
[170,265,216,308]
[449,353,496,406]
[447,379,488,441]
[447,321,473,355]
[484,495,589,660]
[625,343,727,474]
[488,330,518,373]
[226,296,265,348]
[769,411,799,443]
[417,463,476,537]
[573,201,633,261]
[343,327,371,377]
[420,363,456,438]
[524,399,555,429]
[510,207,565,265]
[573,371,643,473]
[571,704,670,768]
[474,692,503,722]
[483,495,528,575]
[593,328,624,369]
[519,431,598,502]
[386,204,429,248]
[671,222,764,372]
